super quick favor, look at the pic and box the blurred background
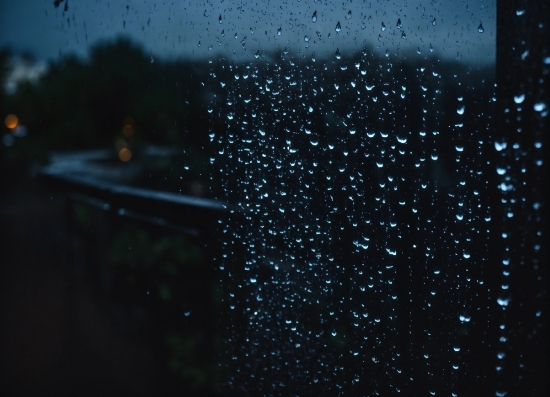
[0,2,223,396]
[0,35,225,397]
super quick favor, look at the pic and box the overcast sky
[0,0,495,64]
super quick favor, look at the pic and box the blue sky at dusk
[1,0,495,63]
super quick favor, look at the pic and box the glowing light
[122,125,134,137]
[118,148,132,162]
[5,114,19,129]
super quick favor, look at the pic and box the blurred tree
[0,47,11,112]
[6,36,209,153]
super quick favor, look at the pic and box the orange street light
[122,124,135,137]
[118,147,132,162]
[5,114,19,129]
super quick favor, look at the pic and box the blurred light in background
[3,114,27,145]
[122,125,134,137]
[118,148,132,162]
[122,116,135,137]
[5,114,19,129]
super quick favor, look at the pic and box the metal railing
[38,147,229,394]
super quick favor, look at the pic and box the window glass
[203,1,498,395]
[1,1,547,395]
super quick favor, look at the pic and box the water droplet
[514,94,525,104]
[150,56,154,63]
[534,102,546,112]
[304,35,310,42]
[497,297,509,307]
[459,315,471,322]
[277,27,282,36]
[477,22,485,33]
[335,21,342,33]
[312,11,317,22]
[335,48,341,59]
[396,18,402,29]
[453,346,461,352]
[381,22,386,31]
[218,14,222,23]
[516,9,525,16]
[346,10,352,20]
[457,106,465,115]
[429,44,434,52]
[495,141,507,151]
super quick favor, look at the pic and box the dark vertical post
[495,0,549,394]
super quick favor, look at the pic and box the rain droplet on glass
[514,94,525,104]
